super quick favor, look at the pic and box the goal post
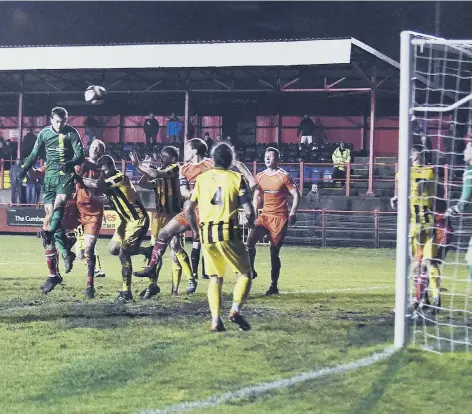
[396,30,472,352]
[394,31,414,348]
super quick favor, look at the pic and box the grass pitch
[0,235,470,414]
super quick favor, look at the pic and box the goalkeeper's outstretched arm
[448,170,472,215]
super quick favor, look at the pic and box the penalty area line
[279,285,394,294]
[139,347,397,414]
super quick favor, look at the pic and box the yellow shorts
[409,222,437,261]
[112,216,149,249]
[202,240,251,277]
[150,213,173,244]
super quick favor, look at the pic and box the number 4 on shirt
[211,187,223,207]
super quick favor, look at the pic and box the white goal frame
[395,31,472,348]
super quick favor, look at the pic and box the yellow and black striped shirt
[104,171,147,223]
[191,168,247,244]
[151,163,182,215]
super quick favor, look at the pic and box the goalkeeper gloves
[446,205,460,217]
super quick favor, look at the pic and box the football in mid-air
[84,85,106,105]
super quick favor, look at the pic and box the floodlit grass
[0,235,469,413]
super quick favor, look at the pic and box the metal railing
[0,158,397,196]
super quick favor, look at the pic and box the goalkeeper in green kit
[17,107,85,293]
[447,141,472,279]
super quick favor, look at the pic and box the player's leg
[117,217,150,303]
[201,243,226,332]
[169,236,183,296]
[166,230,195,294]
[133,215,188,277]
[84,234,98,298]
[82,218,102,298]
[75,225,85,261]
[246,224,269,280]
[265,217,288,295]
[423,228,441,313]
[215,240,252,330]
[191,238,201,280]
[52,193,76,273]
[40,202,63,293]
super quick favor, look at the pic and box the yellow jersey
[104,171,147,223]
[151,163,182,215]
[395,165,436,224]
[191,168,247,244]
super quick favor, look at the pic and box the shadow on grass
[347,350,406,414]
[27,335,215,404]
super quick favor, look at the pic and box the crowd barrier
[0,159,397,196]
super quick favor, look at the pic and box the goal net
[397,31,472,352]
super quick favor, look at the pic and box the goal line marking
[139,347,396,414]
[279,285,394,294]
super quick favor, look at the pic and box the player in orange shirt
[62,139,106,298]
[246,147,300,295]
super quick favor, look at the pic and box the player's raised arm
[449,169,472,215]
[179,169,192,199]
[233,160,256,190]
[18,133,44,181]
[138,174,156,189]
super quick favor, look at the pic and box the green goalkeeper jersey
[456,166,472,213]
[22,124,85,177]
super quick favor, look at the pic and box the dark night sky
[0,1,471,61]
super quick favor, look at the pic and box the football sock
[148,238,168,267]
[120,254,132,293]
[172,261,182,291]
[247,246,256,273]
[85,251,96,287]
[54,227,70,258]
[49,206,65,234]
[208,277,223,321]
[232,275,252,313]
[176,249,193,280]
[429,266,441,299]
[270,254,281,287]
[45,248,59,277]
[191,243,201,277]
[149,259,162,286]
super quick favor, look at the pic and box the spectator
[306,184,321,224]
[84,116,101,148]
[9,159,23,204]
[25,168,37,204]
[3,139,14,160]
[144,113,160,146]
[306,184,320,210]
[297,115,316,146]
[167,112,183,143]
[22,129,37,159]
[203,132,214,154]
[332,141,351,187]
